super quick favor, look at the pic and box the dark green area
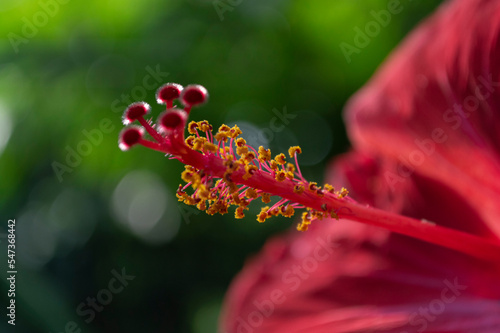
[0,0,441,332]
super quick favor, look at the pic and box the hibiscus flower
[218,0,500,332]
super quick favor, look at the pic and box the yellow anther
[188,121,199,134]
[192,137,207,151]
[297,223,309,232]
[288,146,302,158]
[235,138,248,156]
[198,186,210,200]
[219,202,228,214]
[235,138,246,147]
[198,120,210,132]
[312,211,325,221]
[181,169,201,187]
[281,206,295,217]
[206,205,217,215]
[176,192,188,202]
[227,182,238,193]
[286,163,295,173]
[208,201,220,214]
[243,164,258,180]
[269,207,280,216]
[228,125,242,139]
[316,188,324,197]
[258,146,272,162]
[275,153,286,165]
[286,171,295,180]
[270,160,278,170]
[338,187,349,198]
[185,135,195,148]
[224,157,239,173]
[308,182,318,191]
[209,190,218,200]
[203,142,217,153]
[235,206,245,219]
[293,185,304,194]
[209,200,222,214]
[218,124,231,132]
[231,192,241,205]
[297,212,312,231]
[324,184,335,193]
[215,132,228,142]
[223,171,233,184]
[236,146,248,156]
[261,193,271,203]
[257,207,270,223]
[301,211,312,222]
[177,184,186,194]
[239,198,250,207]
[184,196,196,206]
[197,201,207,211]
[242,152,256,164]
[275,171,286,182]
[215,124,231,142]
[245,188,258,199]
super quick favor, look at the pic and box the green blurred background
[0,0,441,332]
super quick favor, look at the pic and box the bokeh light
[112,170,180,244]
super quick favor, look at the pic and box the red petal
[220,217,500,333]
[344,0,500,238]
[327,151,498,240]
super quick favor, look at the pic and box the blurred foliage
[0,0,441,332]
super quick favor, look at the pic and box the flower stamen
[118,83,500,262]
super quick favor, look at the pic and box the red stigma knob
[156,83,184,105]
[180,84,208,108]
[123,102,151,125]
